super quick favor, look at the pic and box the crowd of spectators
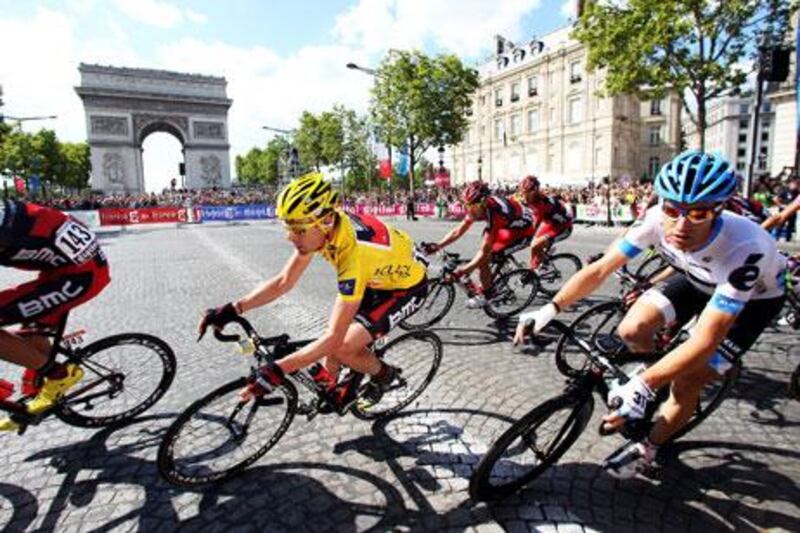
[32,187,276,211]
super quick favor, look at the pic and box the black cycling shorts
[644,274,784,373]
[354,278,428,339]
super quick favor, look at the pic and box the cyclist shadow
[430,326,509,347]
[0,481,38,532]
[21,413,411,531]
[491,440,800,531]
[724,364,800,429]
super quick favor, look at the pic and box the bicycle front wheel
[484,269,539,319]
[55,333,176,428]
[469,392,594,501]
[399,278,455,330]
[555,301,625,378]
[670,359,741,441]
[158,378,297,487]
[352,330,442,420]
[539,253,582,297]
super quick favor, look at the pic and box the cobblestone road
[0,219,798,532]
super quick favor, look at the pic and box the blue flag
[395,152,410,177]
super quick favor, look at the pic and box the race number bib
[55,220,99,264]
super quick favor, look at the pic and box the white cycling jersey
[619,206,786,314]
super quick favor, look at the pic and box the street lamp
[262,125,298,186]
[1,114,57,130]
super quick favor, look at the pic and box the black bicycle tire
[158,377,298,487]
[539,253,582,297]
[484,268,539,319]
[554,301,624,378]
[399,278,455,330]
[55,333,176,428]
[634,253,669,281]
[469,392,594,501]
[351,330,442,420]
[790,363,800,401]
[669,358,741,441]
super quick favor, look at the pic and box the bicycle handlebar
[212,315,257,343]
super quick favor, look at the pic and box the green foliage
[573,0,798,148]
[235,136,291,186]
[370,50,479,187]
[0,127,90,192]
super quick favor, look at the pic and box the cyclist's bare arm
[235,251,313,314]
[460,232,493,274]
[551,247,629,311]
[762,201,800,231]
[639,306,736,390]
[275,295,362,373]
[436,218,473,249]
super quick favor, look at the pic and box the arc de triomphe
[75,63,232,193]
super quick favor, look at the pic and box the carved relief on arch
[132,113,189,144]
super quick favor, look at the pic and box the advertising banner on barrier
[99,207,190,226]
[198,204,274,221]
[574,204,637,223]
[70,210,101,228]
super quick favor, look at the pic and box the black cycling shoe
[361,365,400,405]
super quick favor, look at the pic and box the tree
[235,136,292,186]
[573,0,798,150]
[371,50,479,194]
[59,142,91,190]
[339,107,377,192]
[295,111,324,170]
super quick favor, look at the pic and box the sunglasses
[661,201,722,223]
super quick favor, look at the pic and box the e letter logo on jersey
[728,253,763,292]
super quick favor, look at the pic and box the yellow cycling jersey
[318,211,427,302]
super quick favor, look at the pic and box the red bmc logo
[18,281,84,318]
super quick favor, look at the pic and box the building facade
[451,28,682,187]
[768,11,798,178]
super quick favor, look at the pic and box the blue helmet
[654,150,737,204]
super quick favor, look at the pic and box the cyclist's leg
[616,274,704,354]
[649,294,784,445]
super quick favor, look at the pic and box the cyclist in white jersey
[514,150,786,478]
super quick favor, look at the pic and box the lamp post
[1,115,57,131]
[262,125,298,187]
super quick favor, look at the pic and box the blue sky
[1,0,576,191]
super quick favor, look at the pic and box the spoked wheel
[538,253,582,297]
[484,269,539,319]
[635,253,669,281]
[469,393,594,501]
[555,301,625,378]
[399,278,455,330]
[55,333,176,427]
[158,378,298,487]
[670,359,741,441]
[351,330,442,420]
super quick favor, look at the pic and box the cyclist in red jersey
[0,199,110,431]
[517,175,574,268]
[426,181,536,308]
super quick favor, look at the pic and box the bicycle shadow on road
[0,481,38,532]
[17,413,413,531]
[725,365,800,429]
[487,440,800,531]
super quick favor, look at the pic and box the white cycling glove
[518,302,558,335]
[607,375,655,421]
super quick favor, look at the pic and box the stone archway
[75,64,233,193]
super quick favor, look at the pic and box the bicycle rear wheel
[55,333,176,428]
[484,269,539,319]
[469,392,594,501]
[158,378,297,487]
[399,278,455,330]
[351,330,442,420]
[539,253,582,297]
[555,301,625,378]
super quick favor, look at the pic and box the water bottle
[236,338,256,356]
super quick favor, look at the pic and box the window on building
[510,113,521,136]
[494,118,504,140]
[569,60,582,83]
[761,131,769,142]
[739,119,749,129]
[527,108,540,132]
[762,121,770,130]
[739,104,749,114]
[480,95,486,106]
[494,88,503,107]
[738,133,747,143]
[568,97,582,124]
[650,99,662,115]
[736,162,745,171]
[527,75,538,96]
[762,102,771,113]
[649,156,660,178]
[737,148,746,157]
[649,126,661,145]
[510,82,520,102]
[758,158,768,170]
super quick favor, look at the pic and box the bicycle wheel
[351,330,442,420]
[634,253,669,281]
[399,278,455,330]
[484,269,539,319]
[158,378,297,487]
[469,392,594,501]
[539,253,582,297]
[670,359,741,441]
[555,301,625,378]
[55,333,176,428]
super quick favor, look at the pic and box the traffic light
[764,47,791,82]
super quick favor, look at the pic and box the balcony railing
[495,99,503,107]
[528,87,538,96]
[570,74,582,84]
[510,94,520,103]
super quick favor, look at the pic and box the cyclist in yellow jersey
[197,173,428,409]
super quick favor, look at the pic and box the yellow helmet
[276,172,336,223]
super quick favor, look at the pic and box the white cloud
[185,9,208,25]
[333,0,544,58]
[560,0,577,20]
[113,0,183,28]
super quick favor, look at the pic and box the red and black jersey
[468,195,535,232]
[527,195,573,229]
[0,200,105,272]
[725,194,767,224]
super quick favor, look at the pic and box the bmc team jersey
[319,212,427,302]
[527,195,573,230]
[618,206,786,314]
[466,195,535,234]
